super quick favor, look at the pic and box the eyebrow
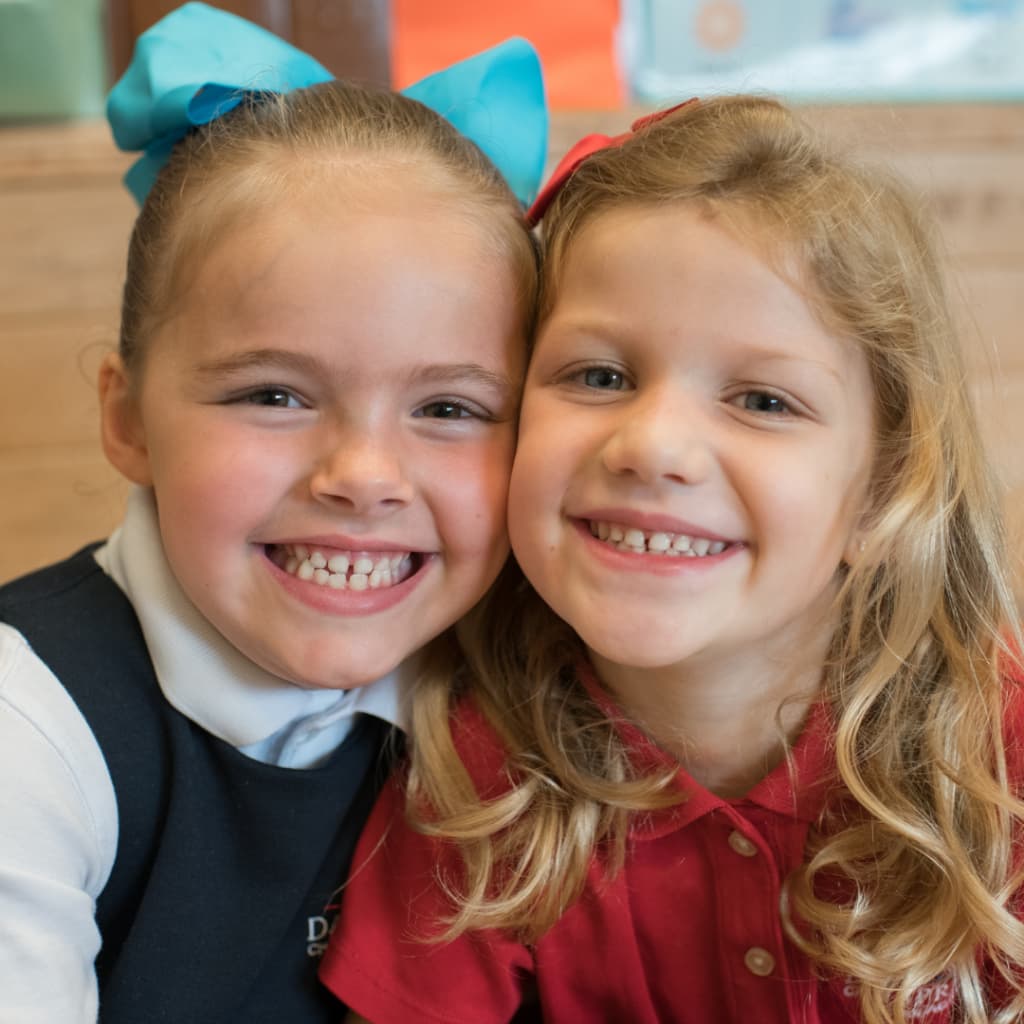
[194,349,324,380]
[195,349,519,396]
[411,362,519,397]
[736,347,846,385]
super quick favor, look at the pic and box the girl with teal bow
[0,5,546,1022]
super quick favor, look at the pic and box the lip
[263,548,437,616]
[573,508,736,544]
[570,518,742,575]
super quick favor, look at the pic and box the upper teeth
[271,544,412,589]
[589,520,726,557]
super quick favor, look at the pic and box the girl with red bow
[322,95,1024,1024]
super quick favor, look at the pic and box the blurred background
[1,0,1023,595]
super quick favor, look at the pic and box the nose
[309,424,415,516]
[600,388,714,487]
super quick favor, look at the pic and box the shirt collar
[94,486,408,749]
[576,660,835,837]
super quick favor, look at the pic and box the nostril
[308,453,415,511]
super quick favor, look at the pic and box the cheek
[756,463,859,559]
[151,453,280,543]
[149,439,295,563]
[508,403,557,500]
[507,450,543,539]
[147,417,258,492]
[508,415,578,552]
[507,462,557,580]
[433,436,515,555]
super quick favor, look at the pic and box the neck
[590,629,832,799]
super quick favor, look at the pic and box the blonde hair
[118,79,538,374]
[406,96,1024,1023]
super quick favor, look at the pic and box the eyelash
[413,398,491,421]
[232,386,306,409]
[562,363,632,392]
[733,390,793,416]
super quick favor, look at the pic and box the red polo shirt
[320,664,1020,1023]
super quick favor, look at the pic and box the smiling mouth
[267,543,420,590]
[586,519,731,557]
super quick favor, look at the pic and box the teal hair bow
[107,1,548,207]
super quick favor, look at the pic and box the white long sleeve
[0,623,117,1024]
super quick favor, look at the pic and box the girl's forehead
[545,201,800,299]
[162,161,513,304]
[549,199,848,341]
[147,191,528,377]
[572,199,793,261]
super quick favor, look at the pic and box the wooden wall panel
[0,446,128,577]
[105,0,391,84]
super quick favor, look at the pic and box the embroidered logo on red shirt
[840,974,955,1020]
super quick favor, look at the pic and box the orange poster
[391,0,624,109]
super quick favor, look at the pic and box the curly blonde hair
[406,96,1024,1023]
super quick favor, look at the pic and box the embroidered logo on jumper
[306,895,342,958]
[305,914,336,958]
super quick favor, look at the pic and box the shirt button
[728,830,758,857]
[744,947,776,977]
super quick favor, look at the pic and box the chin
[261,647,399,692]
[585,634,693,672]
[300,664,397,692]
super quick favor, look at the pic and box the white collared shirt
[97,488,407,767]
[0,486,408,1022]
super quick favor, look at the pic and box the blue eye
[741,391,789,414]
[582,367,626,390]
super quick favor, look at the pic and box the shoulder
[0,547,140,677]
[0,620,95,763]
[0,544,106,610]
[1001,661,1024,788]
[1000,645,1024,729]
[437,693,530,808]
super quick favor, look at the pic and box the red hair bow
[526,98,698,226]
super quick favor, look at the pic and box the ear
[842,531,867,567]
[99,352,153,486]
